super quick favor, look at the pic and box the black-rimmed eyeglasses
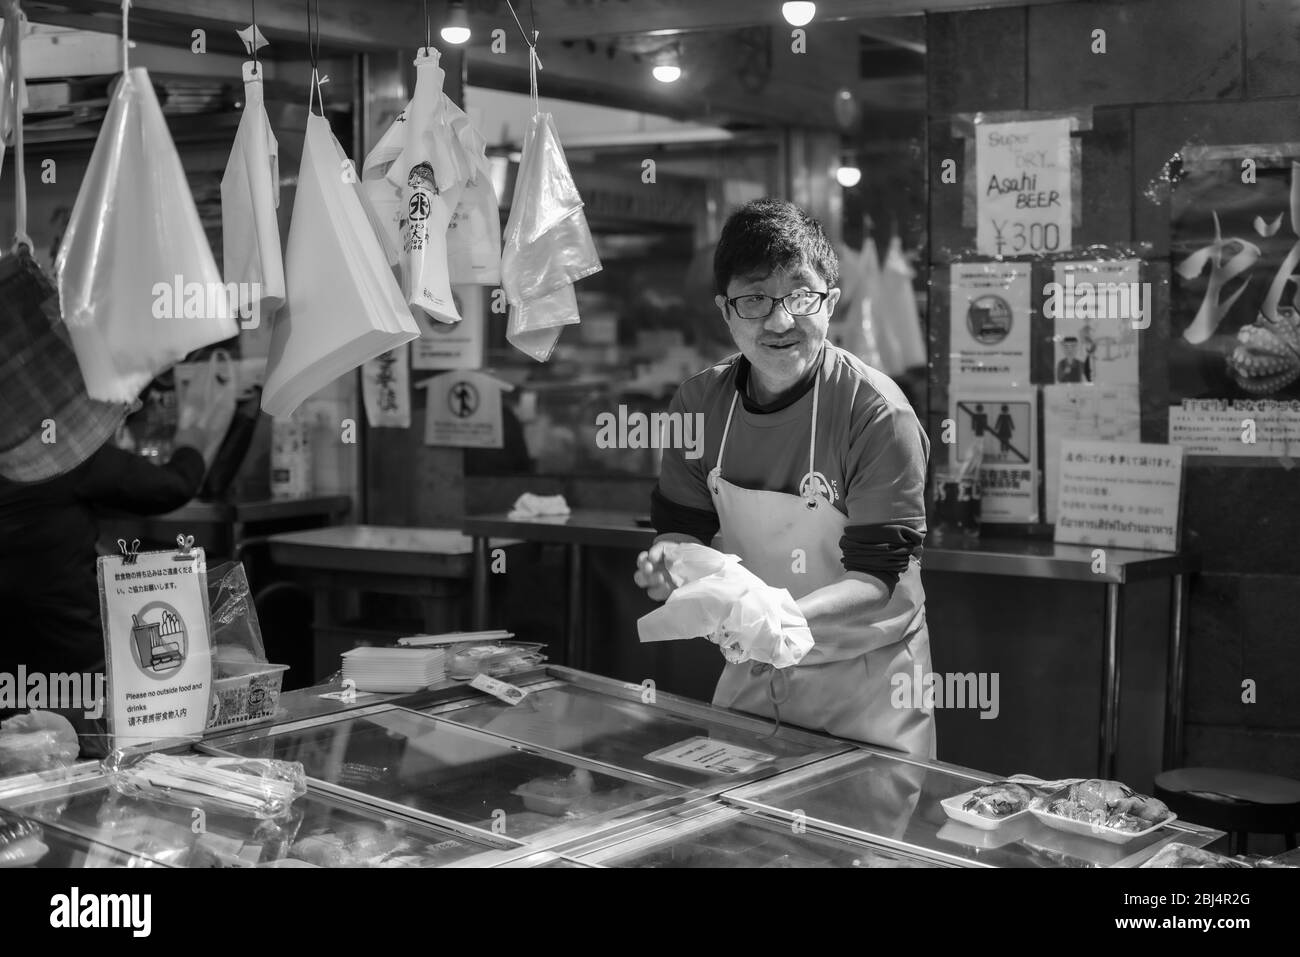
[725,290,830,320]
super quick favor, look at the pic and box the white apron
[708,376,936,757]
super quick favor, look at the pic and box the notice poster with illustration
[411,285,486,371]
[1042,384,1141,524]
[420,369,512,448]
[98,543,213,746]
[1169,146,1300,459]
[974,117,1073,258]
[1048,260,1143,386]
[950,387,1038,522]
[949,262,1032,385]
[1054,440,1184,553]
[361,342,411,428]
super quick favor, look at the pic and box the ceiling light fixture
[652,45,682,83]
[782,2,816,28]
[835,161,862,189]
[440,0,471,45]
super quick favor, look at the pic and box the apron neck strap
[716,367,822,488]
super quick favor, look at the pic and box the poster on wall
[1042,384,1141,524]
[949,262,1032,385]
[411,285,485,370]
[1169,146,1300,459]
[974,117,1073,258]
[1046,260,1142,387]
[361,342,411,429]
[1054,440,1184,553]
[950,386,1038,522]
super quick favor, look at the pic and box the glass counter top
[2,805,167,868]
[202,706,682,846]
[721,752,1220,868]
[573,806,943,869]
[2,769,508,868]
[425,679,847,788]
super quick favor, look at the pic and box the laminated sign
[98,542,213,746]
[420,369,512,448]
[975,117,1073,257]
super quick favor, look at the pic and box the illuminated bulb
[652,64,681,83]
[440,1,470,44]
[835,165,862,188]
[782,2,816,27]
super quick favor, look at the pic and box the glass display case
[566,805,945,869]
[202,705,684,848]
[422,670,850,790]
[0,765,513,868]
[720,751,1223,868]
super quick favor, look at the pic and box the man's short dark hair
[713,198,839,296]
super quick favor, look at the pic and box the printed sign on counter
[951,386,1039,522]
[975,117,1073,257]
[1054,439,1184,552]
[420,369,513,448]
[949,262,1032,385]
[411,286,485,370]
[644,737,776,776]
[98,546,213,746]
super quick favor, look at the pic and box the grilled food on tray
[1043,779,1171,832]
[961,782,1036,818]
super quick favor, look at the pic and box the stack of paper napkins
[340,646,446,693]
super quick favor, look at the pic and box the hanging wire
[251,0,259,74]
[120,0,131,72]
[422,0,430,51]
[505,0,540,61]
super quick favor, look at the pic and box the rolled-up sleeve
[840,401,929,593]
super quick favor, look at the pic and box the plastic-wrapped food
[1141,843,1253,868]
[960,782,1036,819]
[105,752,305,821]
[1039,779,1172,832]
[0,711,81,775]
[0,810,48,868]
[446,641,547,679]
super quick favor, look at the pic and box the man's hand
[634,535,705,601]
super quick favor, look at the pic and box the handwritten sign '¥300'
[975,118,1073,257]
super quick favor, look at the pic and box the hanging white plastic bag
[876,235,928,373]
[501,110,601,361]
[221,61,285,332]
[262,90,419,418]
[56,68,238,402]
[445,100,501,285]
[841,237,885,369]
[384,47,467,325]
[0,12,29,183]
[175,349,237,459]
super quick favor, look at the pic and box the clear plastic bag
[446,641,547,680]
[104,751,306,821]
[56,67,239,402]
[0,710,81,775]
[207,561,267,665]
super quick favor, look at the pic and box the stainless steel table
[464,510,1200,778]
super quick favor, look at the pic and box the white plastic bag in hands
[637,544,813,668]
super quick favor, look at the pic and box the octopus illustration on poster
[1169,149,1300,457]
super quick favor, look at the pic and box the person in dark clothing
[0,246,234,755]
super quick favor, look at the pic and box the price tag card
[644,737,775,776]
[97,546,213,746]
[975,117,1073,257]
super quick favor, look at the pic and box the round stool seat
[1155,768,1300,845]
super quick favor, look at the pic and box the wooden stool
[1154,768,1300,856]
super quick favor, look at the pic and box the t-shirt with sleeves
[651,344,929,593]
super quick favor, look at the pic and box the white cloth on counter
[507,492,571,520]
[636,543,814,669]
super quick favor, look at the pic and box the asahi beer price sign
[975,118,1073,257]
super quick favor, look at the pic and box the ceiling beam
[48,0,1068,52]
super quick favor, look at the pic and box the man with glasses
[635,198,934,757]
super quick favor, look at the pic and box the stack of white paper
[340,647,446,693]
[262,112,420,418]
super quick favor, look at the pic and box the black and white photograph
[0,0,1294,934]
